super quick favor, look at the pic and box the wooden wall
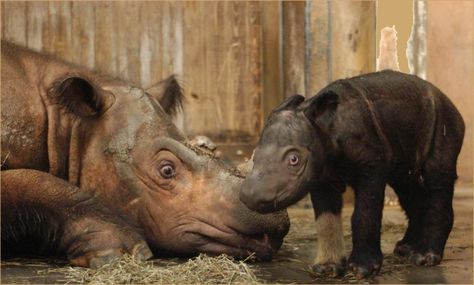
[1,1,263,143]
[1,1,376,144]
[425,1,473,184]
[3,1,470,183]
[282,1,376,96]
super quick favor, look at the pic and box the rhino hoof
[409,251,441,266]
[312,260,346,277]
[132,243,154,261]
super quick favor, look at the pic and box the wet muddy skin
[2,186,472,284]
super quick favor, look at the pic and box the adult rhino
[1,41,289,268]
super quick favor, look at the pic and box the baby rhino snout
[240,173,276,213]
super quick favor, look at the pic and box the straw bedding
[40,254,261,284]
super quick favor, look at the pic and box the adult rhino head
[1,41,289,267]
[74,78,289,259]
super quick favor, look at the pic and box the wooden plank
[40,2,53,53]
[245,1,263,141]
[426,1,473,184]
[42,2,71,60]
[138,2,183,86]
[94,2,117,76]
[330,0,376,79]
[171,2,184,78]
[111,2,141,84]
[1,1,27,45]
[3,2,267,143]
[221,1,263,142]
[260,1,283,120]
[183,1,262,142]
[138,3,153,87]
[71,2,95,69]
[183,1,211,137]
[182,1,208,136]
[110,2,129,81]
[203,0,226,139]
[306,0,331,95]
[160,1,183,81]
[138,2,161,87]
[25,2,48,51]
[124,2,141,84]
[282,1,306,97]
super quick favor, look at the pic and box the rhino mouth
[185,222,283,261]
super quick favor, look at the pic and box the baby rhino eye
[288,153,299,166]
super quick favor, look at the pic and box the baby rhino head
[240,92,339,213]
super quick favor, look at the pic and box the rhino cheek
[139,192,191,250]
[138,175,225,251]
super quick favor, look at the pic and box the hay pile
[40,254,261,284]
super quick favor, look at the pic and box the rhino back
[1,43,49,171]
[328,71,458,170]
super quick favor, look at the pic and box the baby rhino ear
[273,94,305,113]
[48,76,110,117]
[304,90,338,127]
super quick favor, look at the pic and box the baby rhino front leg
[312,212,346,277]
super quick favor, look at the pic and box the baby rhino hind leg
[390,177,427,258]
[408,161,456,266]
[407,105,463,267]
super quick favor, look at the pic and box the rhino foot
[312,260,346,277]
[62,217,152,268]
[409,250,442,266]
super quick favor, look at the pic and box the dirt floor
[1,186,472,284]
[255,185,474,284]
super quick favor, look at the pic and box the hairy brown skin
[1,41,289,268]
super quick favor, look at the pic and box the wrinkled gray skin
[1,41,289,268]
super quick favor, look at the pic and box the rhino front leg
[310,182,346,277]
[1,169,152,268]
[348,164,387,278]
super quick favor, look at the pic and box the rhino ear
[304,90,338,128]
[48,75,111,117]
[146,75,184,117]
[273,94,305,112]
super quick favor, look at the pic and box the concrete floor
[1,186,472,284]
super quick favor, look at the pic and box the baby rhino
[240,70,465,278]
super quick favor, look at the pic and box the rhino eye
[288,153,300,166]
[159,164,176,179]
